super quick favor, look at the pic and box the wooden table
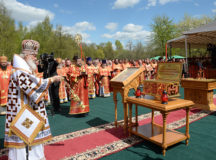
[126,97,194,156]
[181,78,216,110]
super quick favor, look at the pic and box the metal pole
[189,43,191,58]
[165,43,167,61]
[185,36,188,72]
[170,44,172,59]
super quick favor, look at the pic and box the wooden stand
[127,97,194,156]
[181,78,216,111]
[110,67,144,131]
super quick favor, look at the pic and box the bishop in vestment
[4,40,61,160]
[0,56,12,115]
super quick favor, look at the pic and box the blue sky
[2,0,216,46]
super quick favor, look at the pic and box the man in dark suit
[38,53,61,114]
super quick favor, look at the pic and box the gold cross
[22,118,33,129]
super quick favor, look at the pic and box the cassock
[65,66,71,100]
[99,67,111,97]
[94,65,100,96]
[0,63,12,114]
[122,62,131,70]
[57,67,68,103]
[4,54,52,159]
[67,65,89,114]
[111,63,123,78]
[86,64,96,99]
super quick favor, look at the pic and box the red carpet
[44,108,210,160]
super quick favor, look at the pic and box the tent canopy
[167,21,216,48]
[171,55,185,59]
[150,56,165,60]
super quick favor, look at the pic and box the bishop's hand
[50,75,62,83]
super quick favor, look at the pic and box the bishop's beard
[26,59,37,71]
[0,65,7,71]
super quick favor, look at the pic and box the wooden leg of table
[162,112,168,156]
[186,107,190,145]
[152,109,154,124]
[129,103,132,136]
[114,93,118,127]
[123,103,128,133]
[135,104,138,126]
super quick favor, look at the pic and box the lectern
[110,67,145,131]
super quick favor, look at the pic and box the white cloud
[53,3,59,8]
[62,21,96,43]
[2,0,54,22]
[71,21,96,32]
[123,24,143,32]
[212,9,216,13]
[105,22,118,32]
[102,23,152,42]
[112,0,140,9]
[146,0,179,9]
[146,0,157,9]
[159,0,178,5]
[212,1,216,13]
[27,20,42,29]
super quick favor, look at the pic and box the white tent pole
[185,35,188,72]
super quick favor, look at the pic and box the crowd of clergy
[0,54,185,115]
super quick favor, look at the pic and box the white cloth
[9,144,45,160]
[5,54,52,160]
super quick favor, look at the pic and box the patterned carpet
[0,108,214,160]
[44,108,212,160]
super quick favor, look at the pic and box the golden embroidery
[22,118,33,129]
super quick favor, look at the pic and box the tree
[0,3,17,59]
[102,41,115,59]
[176,14,213,35]
[133,42,145,59]
[115,40,123,50]
[25,16,54,54]
[151,15,176,56]
[126,40,133,51]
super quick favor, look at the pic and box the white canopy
[167,21,216,48]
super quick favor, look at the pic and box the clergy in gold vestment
[99,60,111,97]
[0,56,12,115]
[57,58,68,103]
[111,59,123,78]
[67,56,89,115]
[4,40,62,160]
[86,57,96,99]
[93,59,100,96]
